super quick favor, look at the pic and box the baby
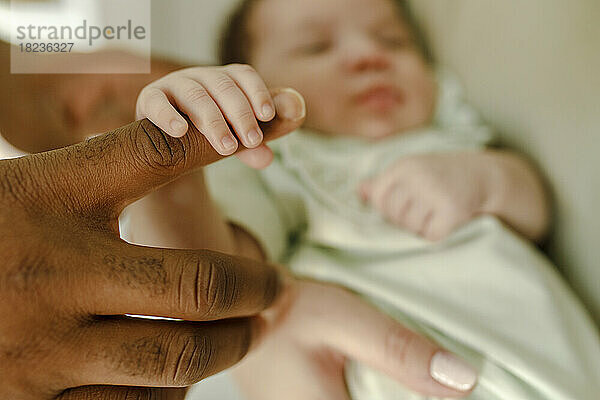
[124,0,600,399]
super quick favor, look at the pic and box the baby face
[249,0,437,139]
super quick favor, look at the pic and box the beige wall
[151,0,600,325]
[150,0,236,64]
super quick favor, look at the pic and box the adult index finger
[10,88,305,219]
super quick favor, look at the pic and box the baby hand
[359,152,492,241]
[135,64,305,169]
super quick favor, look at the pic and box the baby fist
[359,152,491,241]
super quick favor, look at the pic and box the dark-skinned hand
[0,89,305,400]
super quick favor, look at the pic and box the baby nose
[341,35,391,73]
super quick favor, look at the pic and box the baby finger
[224,64,276,122]
[136,86,189,138]
[166,78,238,155]
[198,72,264,149]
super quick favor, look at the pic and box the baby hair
[218,0,433,66]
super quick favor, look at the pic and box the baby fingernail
[170,120,187,136]
[221,136,237,153]
[430,352,477,392]
[262,103,275,119]
[273,88,306,121]
[247,128,263,147]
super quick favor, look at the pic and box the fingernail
[247,128,263,147]
[273,88,306,121]
[430,352,477,392]
[170,120,187,136]
[221,136,237,153]
[262,103,275,120]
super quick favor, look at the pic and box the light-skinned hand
[234,280,478,399]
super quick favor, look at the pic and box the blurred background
[1,0,599,398]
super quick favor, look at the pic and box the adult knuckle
[173,257,201,315]
[197,253,238,318]
[130,119,188,174]
[175,254,235,318]
[384,324,415,369]
[168,334,215,385]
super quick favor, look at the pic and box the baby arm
[360,150,551,242]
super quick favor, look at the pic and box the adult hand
[233,281,478,400]
[0,89,305,400]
